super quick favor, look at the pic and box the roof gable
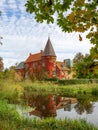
[25,51,43,63]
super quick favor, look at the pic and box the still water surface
[20,94,98,127]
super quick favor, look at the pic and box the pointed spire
[43,37,56,57]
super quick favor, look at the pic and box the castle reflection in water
[27,95,77,118]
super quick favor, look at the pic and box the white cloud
[0,1,4,6]
[3,58,20,69]
[8,0,17,9]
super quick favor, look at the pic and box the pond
[20,94,98,127]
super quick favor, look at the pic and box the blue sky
[0,0,92,68]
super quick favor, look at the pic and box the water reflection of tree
[74,96,94,115]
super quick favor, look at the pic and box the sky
[0,0,93,69]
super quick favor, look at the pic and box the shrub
[0,100,22,124]
[92,88,98,96]
[58,79,91,85]
[44,77,58,82]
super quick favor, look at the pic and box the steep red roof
[25,51,43,63]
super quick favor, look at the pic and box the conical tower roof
[43,37,56,57]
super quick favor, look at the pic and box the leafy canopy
[73,53,98,79]
[73,52,84,64]
[25,0,98,42]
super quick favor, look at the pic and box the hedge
[57,79,98,85]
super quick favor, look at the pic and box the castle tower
[43,37,56,58]
[42,37,56,78]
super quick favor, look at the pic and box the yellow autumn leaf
[68,12,75,22]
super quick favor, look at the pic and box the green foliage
[0,66,16,80]
[92,87,98,96]
[58,79,90,85]
[0,90,20,104]
[0,79,23,104]
[0,57,3,72]
[0,100,22,123]
[25,0,98,45]
[44,77,58,81]
[73,52,84,64]
[0,79,98,102]
[22,81,58,97]
[73,53,98,79]
[5,67,16,79]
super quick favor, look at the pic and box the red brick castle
[16,38,72,79]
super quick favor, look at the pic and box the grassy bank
[0,79,98,101]
[0,100,98,130]
[1,118,97,130]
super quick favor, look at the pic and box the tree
[2,66,16,80]
[0,57,4,72]
[73,52,84,64]
[73,54,98,78]
[0,57,4,78]
[25,0,98,45]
